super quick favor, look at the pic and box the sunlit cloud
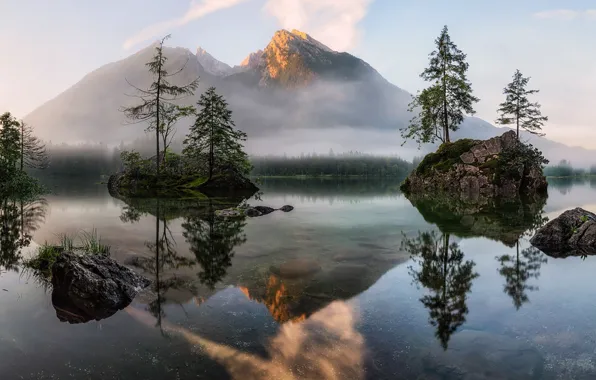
[533,9,596,20]
[123,0,248,50]
[263,0,374,51]
[126,300,364,379]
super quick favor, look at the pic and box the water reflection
[0,196,47,274]
[402,231,479,349]
[496,243,547,310]
[127,300,364,380]
[182,208,247,289]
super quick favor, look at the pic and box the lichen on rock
[401,131,548,200]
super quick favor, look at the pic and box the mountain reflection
[0,196,48,274]
[402,231,479,350]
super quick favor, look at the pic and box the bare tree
[19,121,49,170]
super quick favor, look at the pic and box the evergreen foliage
[121,34,199,179]
[401,25,478,147]
[183,87,250,179]
[496,70,548,139]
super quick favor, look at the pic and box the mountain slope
[23,29,594,165]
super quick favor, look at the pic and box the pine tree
[496,69,548,140]
[122,35,199,179]
[19,121,49,170]
[183,87,250,180]
[0,113,21,170]
[401,25,478,146]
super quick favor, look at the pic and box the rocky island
[401,131,548,200]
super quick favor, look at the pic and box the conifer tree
[496,69,548,140]
[401,25,478,146]
[183,87,250,180]
[122,34,199,179]
[19,121,49,170]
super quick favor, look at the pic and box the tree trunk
[209,101,214,180]
[516,98,520,141]
[20,123,24,171]
[442,50,450,143]
[155,55,162,181]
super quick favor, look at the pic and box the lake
[1,177,596,379]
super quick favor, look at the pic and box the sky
[0,0,594,148]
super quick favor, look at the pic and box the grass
[23,229,111,275]
[415,139,478,176]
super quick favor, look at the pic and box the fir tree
[0,113,21,171]
[122,34,199,179]
[183,87,250,180]
[401,25,478,146]
[496,69,548,140]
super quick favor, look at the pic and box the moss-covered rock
[401,131,548,199]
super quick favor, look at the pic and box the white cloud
[263,0,374,51]
[533,9,596,20]
[123,0,248,50]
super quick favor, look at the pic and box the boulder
[530,207,596,257]
[51,252,151,324]
[245,208,263,217]
[279,205,294,212]
[401,131,548,200]
[254,206,276,215]
[215,208,244,218]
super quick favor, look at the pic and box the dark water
[1,178,596,379]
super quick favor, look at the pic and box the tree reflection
[402,231,479,350]
[182,202,247,289]
[496,243,547,310]
[0,196,47,274]
[120,199,196,330]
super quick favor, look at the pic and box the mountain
[23,29,594,165]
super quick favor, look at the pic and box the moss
[415,138,478,176]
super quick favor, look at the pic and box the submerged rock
[401,131,548,200]
[51,252,151,324]
[217,205,295,218]
[530,207,596,257]
[245,208,263,217]
[215,208,244,218]
[279,205,294,212]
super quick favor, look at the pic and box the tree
[183,87,250,180]
[19,121,49,170]
[402,231,479,350]
[0,112,21,170]
[401,25,478,146]
[158,104,194,166]
[122,34,199,179]
[496,69,548,140]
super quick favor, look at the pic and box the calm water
[1,178,596,379]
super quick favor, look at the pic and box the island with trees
[399,26,549,200]
[108,35,258,199]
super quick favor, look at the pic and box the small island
[108,38,258,199]
[400,131,548,200]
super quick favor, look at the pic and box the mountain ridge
[22,29,594,166]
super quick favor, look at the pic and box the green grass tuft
[80,228,111,255]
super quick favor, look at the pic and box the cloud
[123,0,248,50]
[263,0,374,51]
[533,9,596,20]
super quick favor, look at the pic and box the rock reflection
[405,192,548,247]
[126,300,364,380]
[402,231,479,349]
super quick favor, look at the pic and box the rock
[279,205,294,212]
[197,167,259,197]
[245,208,262,217]
[51,252,151,324]
[254,206,276,215]
[401,130,548,200]
[530,207,596,257]
[215,208,244,218]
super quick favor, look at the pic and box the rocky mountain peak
[195,46,233,77]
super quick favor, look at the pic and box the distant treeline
[250,152,415,178]
[543,160,596,178]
